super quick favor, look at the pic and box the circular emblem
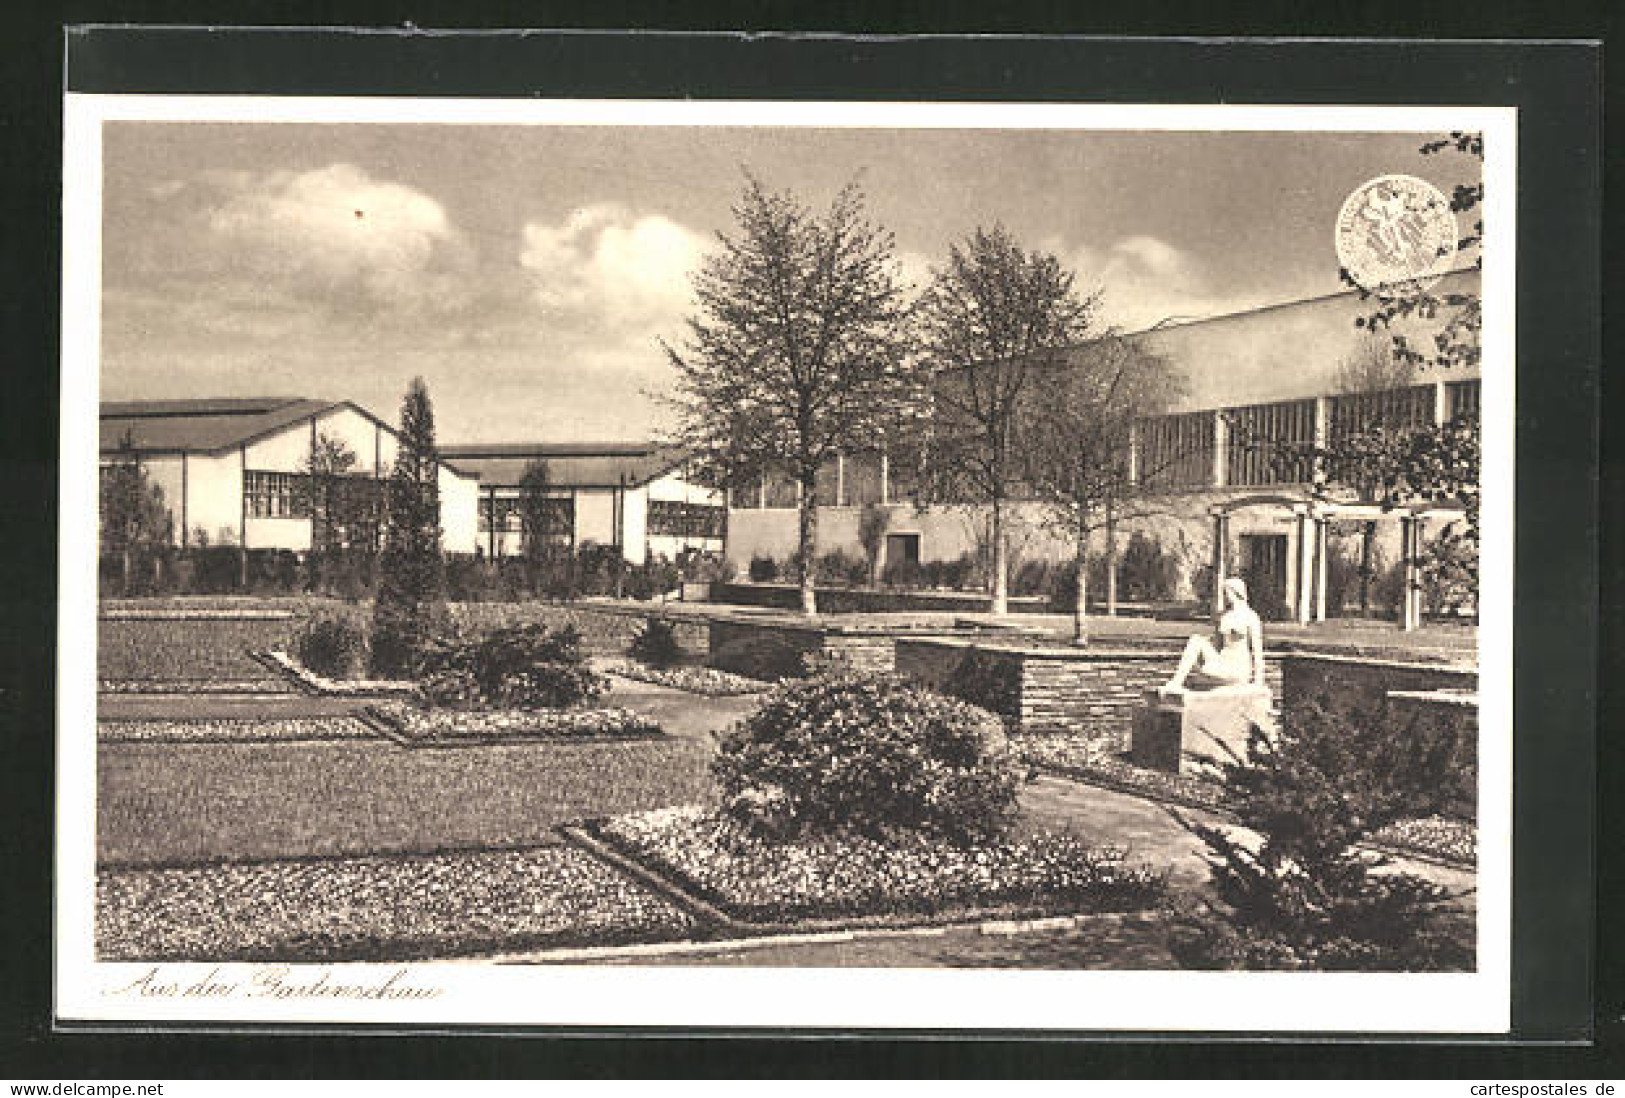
[1335,174,1458,297]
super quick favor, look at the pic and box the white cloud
[1065,234,1267,333]
[204,164,465,315]
[519,204,707,335]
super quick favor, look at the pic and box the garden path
[1020,774,1477,899]
[597,671,762,740]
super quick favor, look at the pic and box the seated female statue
[1161,576,1265,693]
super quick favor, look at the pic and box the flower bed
[99,717,378,745]
[593,804,1167,927]
[96,845,700,962]
[1013,734,1476,868]
[601,659,768,697]
[1369,816,1477,866]
[261,649,421,697]
[99,678,296,695]
[368,701,663,746]
[100,607,298,621]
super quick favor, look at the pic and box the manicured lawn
[98,735,715,866]
[99,617,297,681]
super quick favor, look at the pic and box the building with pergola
[723,270,1482,623]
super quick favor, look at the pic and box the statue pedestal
[1130,685,1274,773]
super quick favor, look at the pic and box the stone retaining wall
[894,636,1285,742]
[707,618,910,679]
[1278,652,1477,718]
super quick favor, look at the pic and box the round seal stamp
[1335,174,1458,297]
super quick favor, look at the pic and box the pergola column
[1399,513,1423,631]
[1210,510,1229,619]
[1293,507,1313,624]
[1313,515,1330,622]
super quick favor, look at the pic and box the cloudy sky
[99,123,1474,443]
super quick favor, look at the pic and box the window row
[726,381,1484,506]
[246,471,392,521]
[478,495,574,536]
[245,471,312,519]
[647,500,728,539]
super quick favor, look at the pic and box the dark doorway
[884,533,921,569]
[1238,533,1290,620]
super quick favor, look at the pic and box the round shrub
[628,616,683,669]
[712,669,1024,844]
[416,623,607,711]
[295,613,366,679]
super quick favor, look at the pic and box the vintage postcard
[58,95,1516,1031]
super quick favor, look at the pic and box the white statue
[1161,576,1265,693]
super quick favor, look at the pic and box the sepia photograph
[57,95,1517,1032]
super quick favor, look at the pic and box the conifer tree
[371,377,443,675]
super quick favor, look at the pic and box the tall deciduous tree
[664,175,918,615]
[916,225,1099,614]
[1331,334,1417,612]
[372,377,443,675]
[303,431,360,555]
[1334,332,1418,397]
[1328,132,1484,614]
[100,430,173,594]
[1023,334,1184,644]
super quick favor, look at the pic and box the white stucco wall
[574,488,617,548]
[439,465,480,555]
[183,451,243,547]
[619,485,648,565]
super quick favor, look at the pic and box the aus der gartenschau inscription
[107,965,442,1002]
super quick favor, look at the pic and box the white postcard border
[59,94,1517,1032]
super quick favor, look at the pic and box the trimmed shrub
[814,548,868,587]
[417,623,608,711]
[1118,532,1179,602]
[681,551,736,584]
[748,554,780,583]
[942,650,1022,727]
[623,558,681,602]
[294,614,367,679]
[1168,693,1475,971]
[712,668,1023,844]
[628,617,683,669]
[880,557,921,588]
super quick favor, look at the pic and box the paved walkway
[1020,774,1476,898]
[597,672,761,741]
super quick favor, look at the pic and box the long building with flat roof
[438,441,725,566]
[724,271,1482,620]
